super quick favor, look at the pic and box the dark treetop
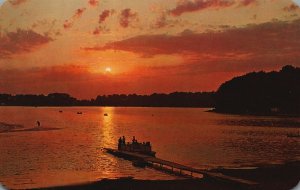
[214,65,300,116]
[0,92,215,108]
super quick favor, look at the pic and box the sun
[105,67,112,73]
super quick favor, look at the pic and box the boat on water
[104,113,108,116]
[117,136,156,157]
[77,112,83,114]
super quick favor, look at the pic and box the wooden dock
[103,148,258,186]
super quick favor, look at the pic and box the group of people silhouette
[118,136,139,145]
[118,136,151,147]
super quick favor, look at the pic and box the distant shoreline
[210,108,300,117]
[0,105,213,108]
[0,92,215,108]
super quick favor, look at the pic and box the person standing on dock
[122,136,126,144]
[132,136,136,144]
[118,137,122,150]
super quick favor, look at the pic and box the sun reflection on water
[100,107,115,148]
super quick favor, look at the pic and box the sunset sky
[0,0,300,99]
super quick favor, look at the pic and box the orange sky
[0,0,300,99]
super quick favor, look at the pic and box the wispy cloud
[8,0,27,6]
[169,0,235,16]
[63,8,87,29]
[283,3,299,12]
[0,29,52,58]
[169,0,257,16]
[119,8,138,28]
[86,19,300,58]
[88,0,99,7]
[99,10,112,23]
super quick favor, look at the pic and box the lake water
[0,107,299,189]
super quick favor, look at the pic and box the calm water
[0,107,299,189]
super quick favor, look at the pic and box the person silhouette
[122,136,126,144]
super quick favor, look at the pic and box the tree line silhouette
[1,65,299,115]
[215,65,300,115]
[0,92,215,107]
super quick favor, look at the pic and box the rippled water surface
[0,107,299,189]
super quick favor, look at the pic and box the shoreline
[209,109,300,118]
[29,161,300,190]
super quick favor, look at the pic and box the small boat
[59,110,63,113]
[77,112,83,114]
[104,113,108,116]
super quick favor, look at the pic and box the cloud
[75,8,86,17]
[119,8,138,28]
[88,0,99,7]
[84,19,300,67]
[240,0,257,6]
[92,10,114,35]
[83,19,300,84]
[0,29,53,59]
[63,20,73,29]
[93,28,101,35]
[8,0,26,6]
[99,9,112,23]
[283,3,299,12]
[169,0,257,16]
[154,13,168,28]
[63,8,87,29]
[169,0,235,16]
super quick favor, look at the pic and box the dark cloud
[63,20,73,29]
[85,19,300,58]
[169,0,257,16]
[88,0,99,7]
[119,8,138,28]
[0,29,53,58]
[75,8,86,17]
[84,19,300,74]
[169,0,235,16]
[154,13,168,28]
[283,3,299,12]
[240,0,257,6]
[92,10,114,35]
[8,0,27,6]
[93,28,101,35]
[63,8,87,29]
[99,10,112,23]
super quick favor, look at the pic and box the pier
[103,148,258,186]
